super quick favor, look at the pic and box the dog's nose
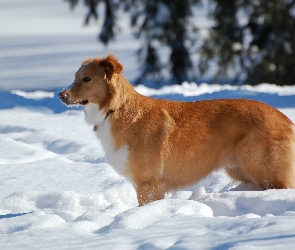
[58,91,68,100]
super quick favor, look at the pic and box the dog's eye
[83,77,91,82]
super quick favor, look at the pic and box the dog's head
[58,54,123,109]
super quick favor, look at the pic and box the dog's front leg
[136,180,166,206]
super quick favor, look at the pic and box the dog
[59,54,295,206]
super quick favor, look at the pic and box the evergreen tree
[65,0,199,84]
[200,0,295,85]
[65,0,295,85]
[123,0,200,84]
[64,0,116,45]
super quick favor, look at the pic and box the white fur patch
[84,104,130,180]
[84,103,105,126]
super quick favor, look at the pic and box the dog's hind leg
[232,129,295,190]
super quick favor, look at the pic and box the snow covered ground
[2,87,295,249]
[2,1,295,249]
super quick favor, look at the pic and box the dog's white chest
[84,104,130,179]
[96,122,130,178]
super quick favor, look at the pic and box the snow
[11,90,55,100]
[2,1,295,249]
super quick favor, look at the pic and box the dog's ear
[99,54,123,80]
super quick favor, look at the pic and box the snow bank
[136,82,295,98]
[11,90,55,100]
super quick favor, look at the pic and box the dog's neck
[85,75,149,131]
[93,109,114,131]
[84,103,113,127]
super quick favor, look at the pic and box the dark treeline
[64,0,295,86]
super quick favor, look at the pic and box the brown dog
[59,54,295,206]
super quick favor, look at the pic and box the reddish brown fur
[59,54,295,206]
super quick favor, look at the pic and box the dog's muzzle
[58,90,89,106]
